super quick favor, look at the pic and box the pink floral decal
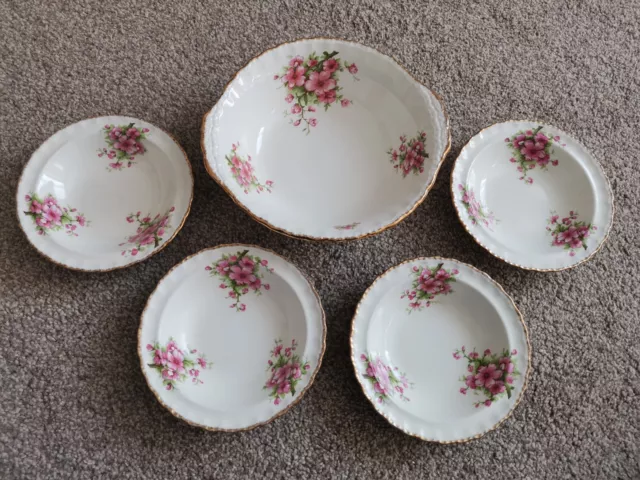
[120,207,174,257]
[546,210,597,257]
[226,142,273,194]
[145,338,212,391]
[97,123,149,171]
[274,51,358,134]
[458,184,497,229]
[264,339,310,405]
[388,131,429,177]
[205,249,274,312]
[454,346,521,408]
[359,353,412,404]
[505,126,560,184]
[401,263,459,312]
[23,193,89,237]
[334,222,360,230]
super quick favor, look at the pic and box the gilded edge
[137,243,328,432]
[200,37,452,242]
[15,115,195,272]
[349,256,532,443]
[449,120,615,272]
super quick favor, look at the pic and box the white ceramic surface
[138,245,326,430]
[16,116,193,271]
[351,257,530,442]
[451,121,613,271]
[202,38,450,240]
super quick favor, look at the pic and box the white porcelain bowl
[16,116,193,271]
[351,257,530,442]
[202,38,450,240]
[138,245,326,430]
[451,121,614,271]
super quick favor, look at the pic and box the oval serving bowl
[351,257,530,442]
[202,38,450,240]
[16,116,193,271]
[138,244,326,431]
[451,121,614,271]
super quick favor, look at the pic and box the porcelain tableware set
[16,38,613,441]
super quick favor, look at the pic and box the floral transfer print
[546,210,597,257]
[205,250,273,312]
[226,142,273,194]
[454,346,521,408]
[23,193,89,237]
[97,123,149,171]
[458,184,497,229]
[359,353,412,404]
[401,263,459,312]
[388,131,429,177]
[505,126,560,184]
[334,222,360,231]
[145,338,212,391]
[264,339,310,405]
[120,207,174,257]
[274,51,359,134]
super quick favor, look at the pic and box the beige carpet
[1,0,639,478]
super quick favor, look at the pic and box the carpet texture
[1,0,639,478]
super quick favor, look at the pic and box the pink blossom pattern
[274,51,358,134]
[146,338,212,391]
[458,184,497,229]
[120,207,174,257]
[97,123,149,171]
[505,126,560,184]
[23,193,90,237]
[334,222,360,230]
[401,263,459,312]
[454,346,521,408]
[388,131,429,177]
[264,339,310,405]
[206,249,274,312]
[360,353,413,404]
[226,142,274,194]
[546,210,597,257]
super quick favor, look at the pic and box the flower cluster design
[334,222,360,231]
[401,263,459,312]
[274,51,358,134]
[359,353,412,404]
[97,123,150,171]
[546,210,597,257]
[145,338,212,391]
[505,126,560,184]
[388,131,429,177]
[23,193,89,237]
[226,142,274,194]
[454,346,520,408]
[205,250,274,312]
[458,184,497,229]
[120,207,174,257]
[264,339,310,405]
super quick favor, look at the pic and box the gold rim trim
[200,37,452,242]
[450,120,615,272]
[15,114,194,272]
[137,243,328,432]
[350,256,532,443]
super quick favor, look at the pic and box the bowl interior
[452,122,613,270]
[139,245,325,430]
[203,39,449,239]
[17,116,192,270]
[352,259,529,442]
